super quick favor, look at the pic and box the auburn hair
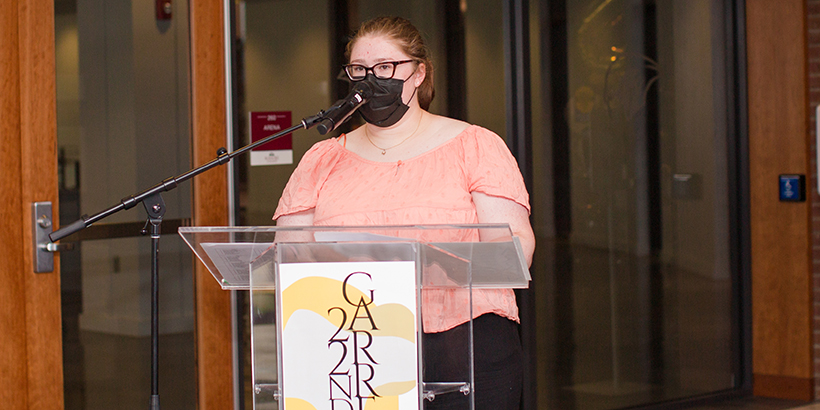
[346,16,435,110]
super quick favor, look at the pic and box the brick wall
[810,0,820,401]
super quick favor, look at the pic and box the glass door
[55,1,195,409]
[528,0,741,408]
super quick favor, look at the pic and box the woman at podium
[274,16,535,409]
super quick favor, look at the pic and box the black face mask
[352,73,415,127]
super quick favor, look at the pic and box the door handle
[32,201,74,273]
[40,242,75,252]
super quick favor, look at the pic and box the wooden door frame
[190,1,236,409]
[0,1,63,409]
[1,1,235,409]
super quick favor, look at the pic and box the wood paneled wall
[0,1,63,409]
[747,0,814,400]
[190,1,235,408]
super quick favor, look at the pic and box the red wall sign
[250,111,292,151]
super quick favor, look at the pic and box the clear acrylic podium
[180,224,530,410]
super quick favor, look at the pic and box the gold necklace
[365,115,423,155]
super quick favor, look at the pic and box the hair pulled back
[346,16,435,110]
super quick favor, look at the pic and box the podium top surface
[179,224,530,290]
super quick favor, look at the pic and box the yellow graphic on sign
[281,276,415,343]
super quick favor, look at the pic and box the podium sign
[278,261,419,409]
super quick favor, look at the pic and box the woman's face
[349,34,424,107]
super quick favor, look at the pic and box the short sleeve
[273,138,343,220]
[463,126,531,213]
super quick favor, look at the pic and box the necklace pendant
[381,150,386,155]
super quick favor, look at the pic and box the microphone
[316,82,373,135]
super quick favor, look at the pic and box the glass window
[236,0,331,226]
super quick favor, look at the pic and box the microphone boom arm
[49,115,325,242]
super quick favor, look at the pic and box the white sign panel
[278,261,419,410]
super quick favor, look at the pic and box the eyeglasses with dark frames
[344,60,415,81]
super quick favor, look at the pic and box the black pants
[423,314,523,409]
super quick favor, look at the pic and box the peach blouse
[273,125,530,332]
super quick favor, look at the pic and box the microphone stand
[49,112,326,410]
